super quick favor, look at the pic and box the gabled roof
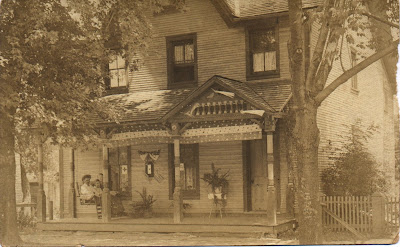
[211,0,323,26]
[97,76,292,125]
[228,0,322,18]
[161,75,276,121]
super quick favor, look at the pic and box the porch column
[102,145,111,222]
[173,137,184,223]
[37,138,46,222]
[68,148,76,218]
[266,132,277,225]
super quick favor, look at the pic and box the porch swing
[75,181,102,219]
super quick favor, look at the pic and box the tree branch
[314,40,398,105]
[361,11,399,29]
[305,0,334,91]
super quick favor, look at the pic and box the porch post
[102,145,111,222]
[68,148,76,218]
[266,132,277,225]
[173,138,184,223]
[172,123,183,223]
[37,138,46,222]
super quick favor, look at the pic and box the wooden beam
[173,138,183,223]
[59,146,64,219]
[37,140,46,222]
[266,132,277,225]
[102,145,111,222]
[68,148,76,218]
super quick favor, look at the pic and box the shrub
[17,210,36,230]
[321,122,387,196]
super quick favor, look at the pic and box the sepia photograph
[0,0,399,246]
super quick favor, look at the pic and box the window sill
[246,72,280,81]
[105,87,129,96]
[168,81,198,90]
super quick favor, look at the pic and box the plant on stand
[201,163,229,211]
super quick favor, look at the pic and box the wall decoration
[138,150,160,178]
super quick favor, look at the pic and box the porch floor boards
[37,215,296,236]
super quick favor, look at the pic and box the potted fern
[201,163,229,204]
[132,187,156,218]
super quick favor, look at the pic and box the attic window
[246,26,280,80]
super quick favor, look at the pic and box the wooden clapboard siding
[131,144,171,213]
[191,141,244,213]
[130,141,244,214]
[130,0,291,92]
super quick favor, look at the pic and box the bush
[17,210,36,230]
[321,122,387,196]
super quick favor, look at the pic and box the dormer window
[246,26,279,80]
[105,54,128,95]
[167,33,197,89]
[109,55,127,88]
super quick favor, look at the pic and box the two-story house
[39,0,397,232]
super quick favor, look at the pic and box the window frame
[168,143,200,200]
[105,54,129,94]
[108,146,132,199]
[246,24,280,81]
[350,50,358,91]
[166,33,198,89]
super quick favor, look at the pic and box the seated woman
[80,175,95,202]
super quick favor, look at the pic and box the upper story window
[105,54,128,95]
[167,33,197,89]
[109,55,127,88]
[246,26,279,80]
[350,50,358,91]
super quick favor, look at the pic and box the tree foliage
[0,0,183,244]
[321,123,387,196]
[287,0,398,244]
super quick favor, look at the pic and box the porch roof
[97,76,291,125]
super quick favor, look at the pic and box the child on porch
[93,179,103,219]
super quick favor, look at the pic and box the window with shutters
[166,33,197,89]
[246,26,279,80]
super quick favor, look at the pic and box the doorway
[244,139,268,211]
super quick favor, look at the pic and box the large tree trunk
[293,103,322,244]
[0,112,21,245]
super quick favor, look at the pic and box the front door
[249,139,267,211]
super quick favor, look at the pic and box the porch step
[37,219,296,237]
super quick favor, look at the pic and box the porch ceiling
[95,76,291,125]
